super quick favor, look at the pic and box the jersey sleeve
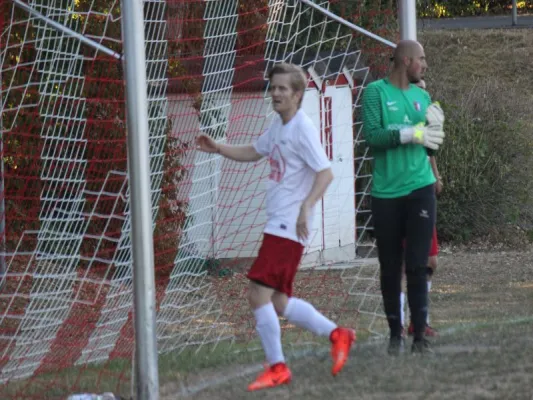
[361,84,401,150]
[253,127,272,157]
[297,122,331,172]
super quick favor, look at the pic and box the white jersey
[253,109,331,245]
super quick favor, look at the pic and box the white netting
[0,0,397,397]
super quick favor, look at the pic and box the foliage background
[417,0,533,18]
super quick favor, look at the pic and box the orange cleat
[247,362,292,391]
[330,327,356,376]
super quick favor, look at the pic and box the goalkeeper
[361,40,445,355]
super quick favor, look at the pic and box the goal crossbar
[298,0,397,48]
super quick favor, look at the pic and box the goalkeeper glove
[426,102,444,129]
[400,123,444,151]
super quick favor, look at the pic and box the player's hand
[426,102,444,129]
[296,204,309,242]
[401,123,445,150]
[435,177,443,195]
[196,134,219,153]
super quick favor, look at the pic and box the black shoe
[411,338,434,354]
[388,336,405,356]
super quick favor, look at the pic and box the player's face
[406,47,427,84]
[269,73,302,115]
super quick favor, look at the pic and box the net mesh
[0,0,397,397]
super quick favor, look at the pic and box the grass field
[164,247,533,400]
[4,246,532,399]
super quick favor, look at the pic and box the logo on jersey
[268,144,286,183]
[414,101,421,111]
[387,100,398,112]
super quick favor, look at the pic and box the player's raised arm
[195,133,263,162]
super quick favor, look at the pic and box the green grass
[3,313,532,399]
[185,317,533,400]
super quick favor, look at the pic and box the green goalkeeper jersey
[362,78,436,199]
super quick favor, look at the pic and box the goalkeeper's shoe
[247,362,291,391]
[412,338,434,355]
[330,327,356,376]
[388,336,405,356]
[407,321,439,337]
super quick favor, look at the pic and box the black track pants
[371,184,436,340]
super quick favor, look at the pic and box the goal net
[0,0,397,397]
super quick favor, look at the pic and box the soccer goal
[0,0,398,398]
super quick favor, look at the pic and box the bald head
[391,40,427,84]
[393,40,424,67]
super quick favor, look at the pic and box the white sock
[427,280,432,325]
[400,292,406,327]
[254,303,284,365]
[283,297,337,337]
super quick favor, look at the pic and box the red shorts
[403,226,439,257]
[247,233,304,297]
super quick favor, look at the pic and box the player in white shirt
[196,63,355,391]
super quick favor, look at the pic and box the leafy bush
[417,0,532,18]
[433,78,533,243]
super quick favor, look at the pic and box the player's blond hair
[268,63,307,107]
